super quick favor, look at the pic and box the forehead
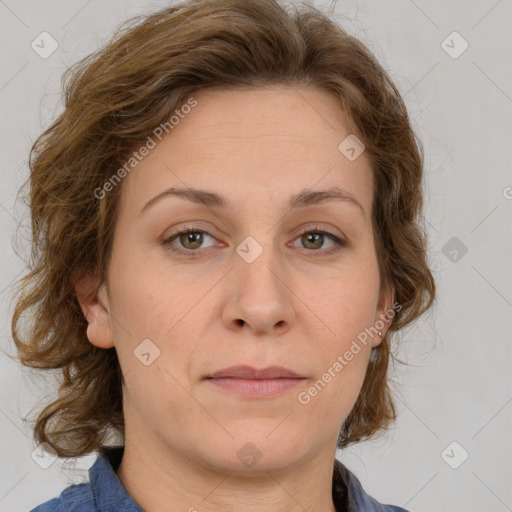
[174,85,358,151]
[117,85,373,221]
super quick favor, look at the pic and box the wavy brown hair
[10,0,436,458]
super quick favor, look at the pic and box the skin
[75,85,394,512]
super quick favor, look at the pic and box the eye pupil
[181,232,203,249]
[303,232,323,249]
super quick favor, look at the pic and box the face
[76,85,394,474]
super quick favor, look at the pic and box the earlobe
[73,268,115,349]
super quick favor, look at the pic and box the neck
[116,427,339,512]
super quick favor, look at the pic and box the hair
[10,0,436,458]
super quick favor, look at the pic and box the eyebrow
[140,185,365,217]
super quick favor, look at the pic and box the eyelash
[162,225,347,257]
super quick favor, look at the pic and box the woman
[12,0,436,510]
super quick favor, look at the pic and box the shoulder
[30,482,96,512]
[30,497,60,512]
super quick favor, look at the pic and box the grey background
[1,1,511,511]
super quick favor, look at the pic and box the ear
[372,281,396,348]
[72,267,115,349]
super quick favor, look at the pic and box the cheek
[108,255,187,336]
[106,258,209,390]
[297,265,378,411]
[300,267,380,343]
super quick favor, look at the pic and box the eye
[290,225,347,255]
[162,227,218,256]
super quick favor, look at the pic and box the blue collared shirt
[30,446,409,512]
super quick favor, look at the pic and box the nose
[221,244,296,337]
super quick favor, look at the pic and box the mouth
[205,365,306,399]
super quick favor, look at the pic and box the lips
[206,365,306,399]
[207,365,303,380]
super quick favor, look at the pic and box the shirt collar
[90,446,143,511]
